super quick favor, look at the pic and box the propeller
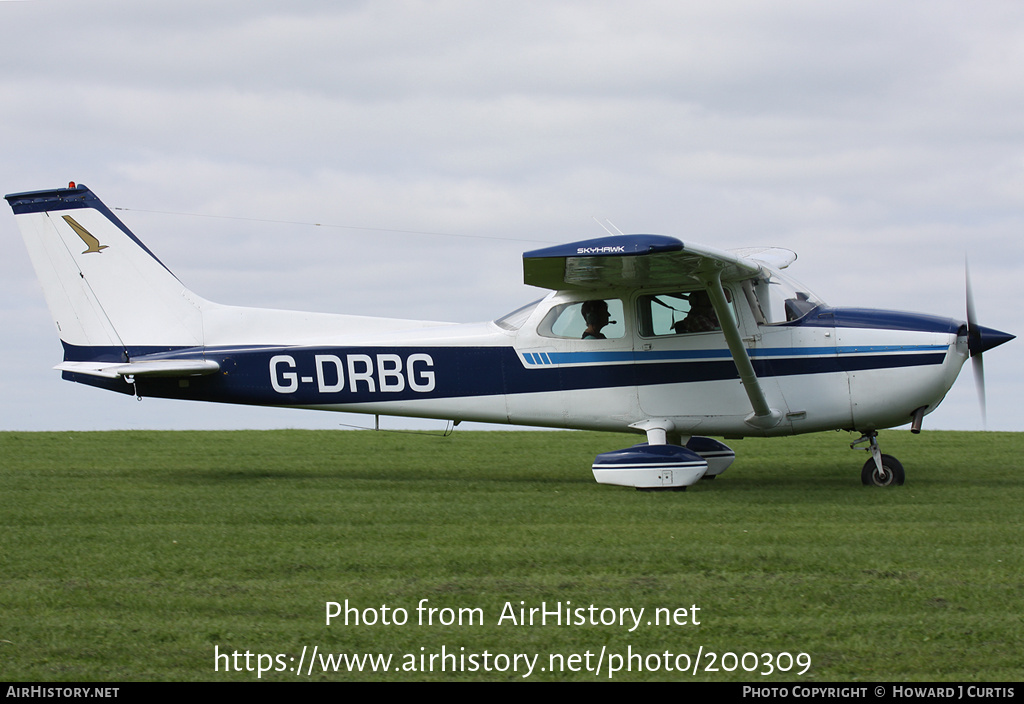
[965,258,1015,427]
[965,261,986,426]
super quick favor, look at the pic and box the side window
[539,299,625,340]
[637,290,732,337]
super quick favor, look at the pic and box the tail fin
[6,184,204,362]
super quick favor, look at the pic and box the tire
[861,454,905,486]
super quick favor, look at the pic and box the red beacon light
[68,181,76,189]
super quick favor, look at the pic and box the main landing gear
[851,431,905,486]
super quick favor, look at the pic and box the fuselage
[67,285,969,439]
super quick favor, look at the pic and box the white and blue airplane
[6,183,1014,490]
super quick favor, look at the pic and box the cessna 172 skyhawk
[6,183,1014,490]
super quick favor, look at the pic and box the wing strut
[703,269,782,430]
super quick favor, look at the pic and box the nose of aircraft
[968,324,1015,356]
[958,320,1014,427]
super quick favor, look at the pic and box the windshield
[755,268,827,324]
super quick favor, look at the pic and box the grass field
[0,428,1021,681]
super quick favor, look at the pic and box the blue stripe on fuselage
[59,341,949,407]
[521,344,947,366]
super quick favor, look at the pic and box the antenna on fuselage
[592,217,626,236]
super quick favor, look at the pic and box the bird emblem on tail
[62,215,108,254]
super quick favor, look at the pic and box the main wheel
[861,454,905,486]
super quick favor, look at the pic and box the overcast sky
[2,0,1021,435]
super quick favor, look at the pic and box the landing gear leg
[851,431,905,486]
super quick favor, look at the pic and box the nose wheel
[852,432,905,486]
[860,454,904,486]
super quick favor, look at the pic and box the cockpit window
[494,298,543,331]
[538,299,625,340]
[637,290,734,337]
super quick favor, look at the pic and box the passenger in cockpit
[673,291,720,333]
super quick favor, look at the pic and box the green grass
[0,429,1021,681]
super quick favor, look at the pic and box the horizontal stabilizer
[56,359,220,379]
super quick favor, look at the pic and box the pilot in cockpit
[581,299,612,339]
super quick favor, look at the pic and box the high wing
[523,235,764,291]
[524,234,785,429]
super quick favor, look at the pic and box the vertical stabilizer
[6,184,204,361]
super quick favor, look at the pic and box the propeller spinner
[965,261,1015,426]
